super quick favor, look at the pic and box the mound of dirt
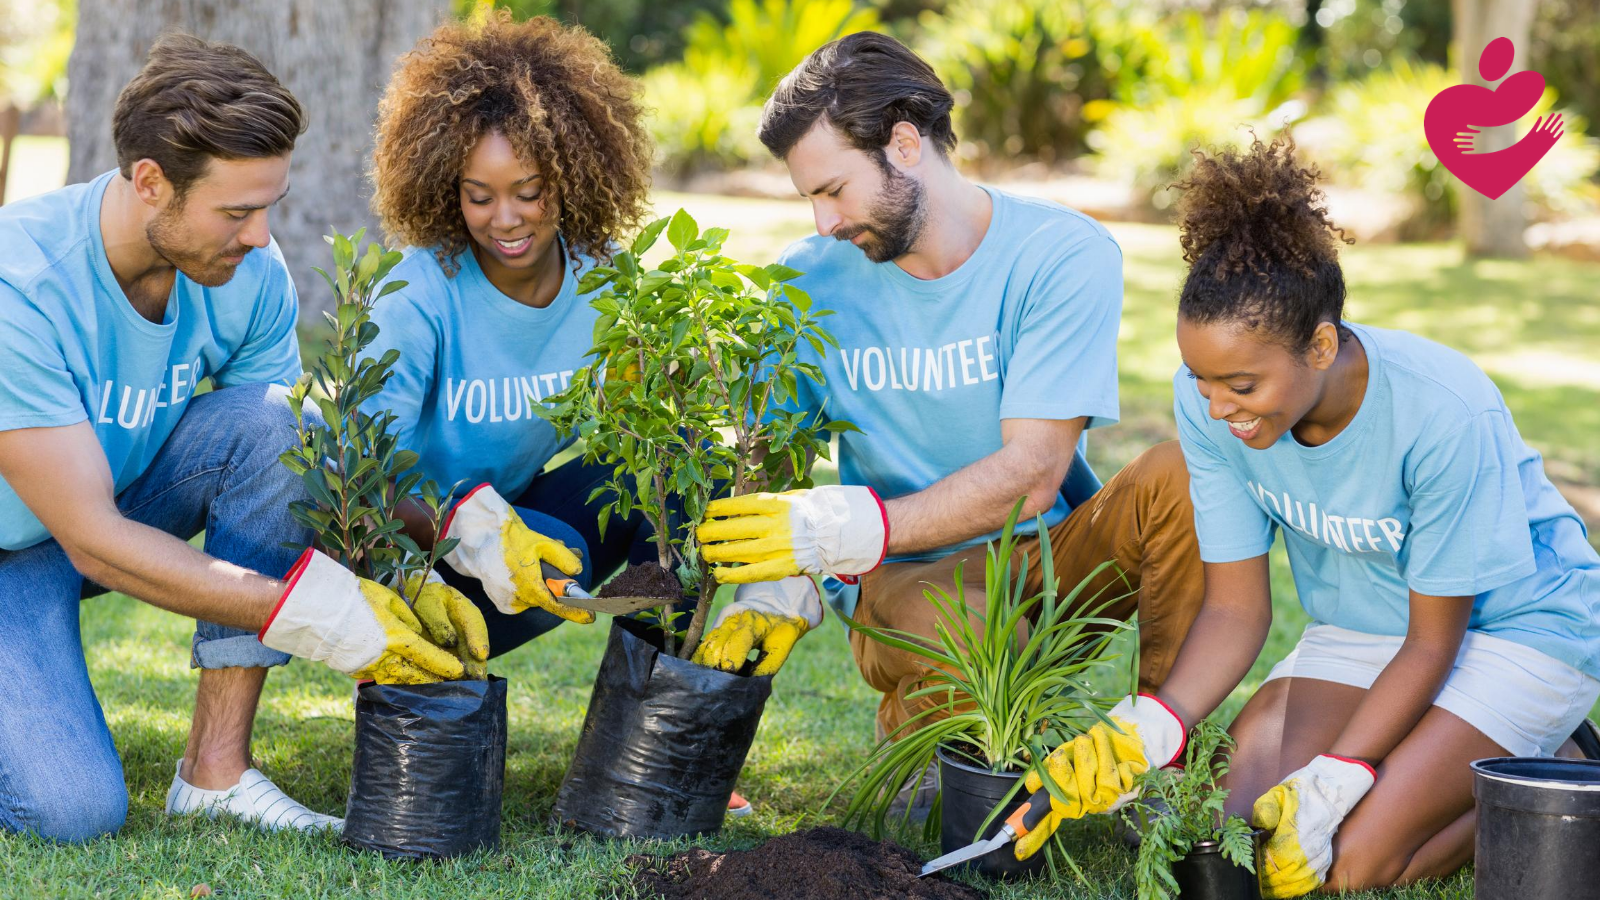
[628,826,987,900]
[597,561,683,601]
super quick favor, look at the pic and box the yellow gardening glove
[1014,694,1186,860]
[406,571,491,680]
[697,486,887,584]
[1253,755,1375,898]
[691,578,822,676]
[441,484,592,622]
[260,550,466,685]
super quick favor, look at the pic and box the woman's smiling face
[1177,317,1341,450]
[458,130,558,270]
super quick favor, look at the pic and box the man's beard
[835,160,926,264]
[146,203,250,288]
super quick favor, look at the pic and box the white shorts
[1265,624,1600,758]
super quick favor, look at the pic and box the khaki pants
[848,441,1204,738]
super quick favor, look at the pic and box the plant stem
[679,558,714,660]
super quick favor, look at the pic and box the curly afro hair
[1171,133,1353,354]
[371,12,653,273]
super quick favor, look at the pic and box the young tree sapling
[539,209,848,660]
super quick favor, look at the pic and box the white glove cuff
[810,485,888,579]
[440,484,519,612]
[1305,754,1377,816]
[258,549,383,675]
[441,483,512,545]
[714,576,824,630]
[1111,693,1187,769]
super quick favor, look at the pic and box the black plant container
[1473,756,1600,900]
[554,617,772,839]
[936,745,1049,880]
[1172,838,1262,900]
[343,676,508,860]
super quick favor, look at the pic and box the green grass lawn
[4,187,1597,898]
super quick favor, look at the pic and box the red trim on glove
[837,488,891,585]
[259,548,315,640]
[439,482,493,541]
[1139,692,1188,768]
[1320,753,1378,780]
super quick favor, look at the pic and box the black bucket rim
[934,743,1026,779]
[1471,756,1600,791]
[1181,827,1268,856]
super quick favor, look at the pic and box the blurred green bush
[642,0,881,176]
[910,0,1140,165]
[1087,7,1307,209]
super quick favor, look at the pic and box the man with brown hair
[695,32,1205,813]
[0,34,475,841]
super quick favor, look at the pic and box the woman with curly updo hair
[1029,135,1600,897]
[359,13,691,724]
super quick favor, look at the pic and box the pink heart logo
[1424,37,1564,200]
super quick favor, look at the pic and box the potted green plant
[539,209,845,839]
[1122,718,1259,900]
[280,230,505,860]
[832,503,1134,880]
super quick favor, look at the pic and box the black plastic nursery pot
[1472,756,1600,900]
[936,745,1049,880]
[343,676,508,860]
[1172,837,1263,900]
[554,616,773,840]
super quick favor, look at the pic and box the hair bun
[1172,133,1348,283]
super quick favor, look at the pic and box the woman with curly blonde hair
[360,13,684,693]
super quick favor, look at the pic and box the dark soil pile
[598,561,684,601]
[628,826,987,900]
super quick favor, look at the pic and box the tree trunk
[0,103,19,206]
[1452,0,1539,258]
[66,0,451,319]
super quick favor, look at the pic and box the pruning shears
[918,785,1055,878]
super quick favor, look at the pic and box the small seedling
[1123,718,1257,900]
[831,500,1134,876]
[279,230,457,602]
[540,209,847,660]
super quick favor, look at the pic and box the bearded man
[693,34,1206,814]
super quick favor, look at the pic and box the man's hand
[1014,694,1186,860]
[696,486,887,583]
[406,570,490,680]
[260,549,465,683]
[440,484,592,622]
[692,577,823,676]
[1254,755,1376,898]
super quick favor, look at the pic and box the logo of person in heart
[1424,37,1564,199]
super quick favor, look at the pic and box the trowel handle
[541,560,585,599]
[1004,786,1056,839]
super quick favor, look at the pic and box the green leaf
[301,469,336,509]
[632,217,670,256]
[666,208,698,252]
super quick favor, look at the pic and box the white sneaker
[165,761,343,833]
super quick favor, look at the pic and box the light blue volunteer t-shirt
[363,243,602,501]
[1175,322,1600,678]
[0,171,303,551]
[778,186,1123,613]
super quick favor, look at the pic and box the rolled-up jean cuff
[190,627,292,669]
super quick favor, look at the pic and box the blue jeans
[0,384,312,841]
[436,455,665,657]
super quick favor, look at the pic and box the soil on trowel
[628,826,987,900]
[597,561,684,601]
